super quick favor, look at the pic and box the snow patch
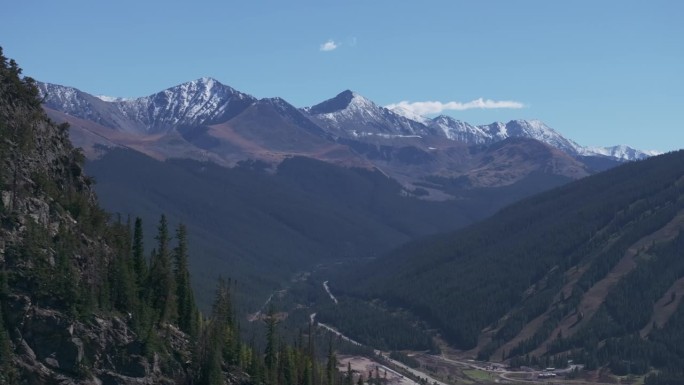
[96,95,130,102]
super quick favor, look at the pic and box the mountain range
[11,56,684,383]
[37,78,657,199]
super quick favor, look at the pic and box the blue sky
[2,1,682,151]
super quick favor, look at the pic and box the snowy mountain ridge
[37,78,657,162]
[303,90,436,139]
[37,77,256,134]
[390,107,656,161]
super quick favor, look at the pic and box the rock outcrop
[0,48,243,385]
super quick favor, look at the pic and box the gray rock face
[5,295,190,384]
[0,72,213,385]
[23,308,83,373]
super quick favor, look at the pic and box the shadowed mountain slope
[333,150,684,377]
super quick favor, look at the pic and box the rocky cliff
[0,49,236,385]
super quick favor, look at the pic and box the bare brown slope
[465,138,589,187]
[640,277,684,337]
[528,209,684,356]
[43,107,167,160]
[208,100,372,167]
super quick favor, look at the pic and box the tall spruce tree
[0,313,17,385]
[132,217,147,296]
[264,305,278,385]
[0,270,16,385]
[148,215,176,324]
[108,221,137,315]
[326,337,336,385]
[174,223,197,336]
[195,277,237,384]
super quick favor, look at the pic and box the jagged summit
[37,77,658,162]
[423,115,653,161]
[306,89,364,115]
[303,90,434,138]
[579,144,662,160]
[503,119,581,154]
[38,78,257,134]
[429,115,489,143]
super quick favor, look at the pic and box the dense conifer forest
[333,149,684,382]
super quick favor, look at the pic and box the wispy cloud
[320,40,339,52]
[386,98,525,115]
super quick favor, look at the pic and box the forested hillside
[335,150,684,382]
[0,48,347,385]
[85,147,571,310]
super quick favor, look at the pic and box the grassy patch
[462,369,495,382]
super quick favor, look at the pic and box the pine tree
[0,293,17,385]
[0,324,16,384]
[132,217,147,296]
[195,321,223,385]
[309,320,317,385]
[174,223,197,336]
[302,358,313,385]
[264,305,278,385]
[212,277,236,364]
[278,342,295,385]
[55,231,82,315]
[0,268,18,385]
[326,337,336,385]
[148,215,176,324]
[107,221,137,315]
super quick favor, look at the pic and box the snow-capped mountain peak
[579,145,662,161]
[38,77,659,163]
[503,119,581,154]
[37,79,257,134]
[425,115,656,161]
[116,78,257,132]
[428,115,490,143]
[304,90,434,138]
[305,90,368,115]
[347,91,375,110]
[387,105,430,124]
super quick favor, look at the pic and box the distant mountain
[428,115,496,144]
[40,78,656,165]
[39,79,602,200]
[38,77,256,134]
[333,150,684,378]
[303,90,436,139]
[578,144,661,160]
[37,77,661,206]
[397,111,656,162]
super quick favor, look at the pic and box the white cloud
[320,40,339,52]
[385,98,525,115]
